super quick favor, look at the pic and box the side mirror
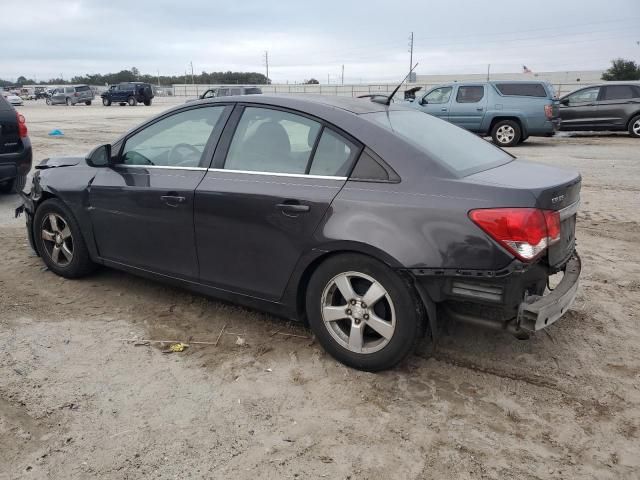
[420,98,428,105]
[86,144,111,168]
[560,98,569,106]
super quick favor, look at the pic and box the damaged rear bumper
[15,191,38,255]
[517,254,580,332]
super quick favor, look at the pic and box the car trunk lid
[466,159,581,267]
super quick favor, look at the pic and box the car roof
[195,94,409,114]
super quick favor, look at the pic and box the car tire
[628,114,640,138]
[66,97,72,106]
[45,97,52,105]
[85,100,92,106]
[102,98,111,106]
[306,253,424,371]
[143,99,152,106]
[128,96,137,106]
[33,199,96,279]
[491,120,521,147]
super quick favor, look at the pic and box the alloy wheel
[633,119,640,136]
[320,271,396,354]
[41,213,74,266]
[496,125,515,144]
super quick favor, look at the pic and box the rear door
[448,85,487,131]
[596,85,640,129]
[194,105,360,300]
[88,104,231,280]
[415,86,452,119]
[559,86,600,129]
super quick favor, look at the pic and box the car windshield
[363,110,513,176]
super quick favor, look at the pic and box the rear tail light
[544,104,553,120]
[16,112,28,138]
[469,208,560,261]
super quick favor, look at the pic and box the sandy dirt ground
[1,99,639,479]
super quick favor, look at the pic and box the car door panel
[596,85,640,128]
[195,171,345,299]
[559,87,600,129]
[415,87,452,120]
[88,105,231,279]
[448,85,487,131]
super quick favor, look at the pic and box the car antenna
[372,62,419,106]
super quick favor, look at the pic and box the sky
[1,0,639,83]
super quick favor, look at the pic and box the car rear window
[495,83,547,97]
[75,85,90,92]
[603,85,637,100]
[364,110,513,176]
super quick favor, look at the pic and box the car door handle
[276,202,310,215]
[476,107,484,111]
[441,108,448,111]
[161,194,186,207]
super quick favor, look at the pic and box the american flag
[522,65,532,74]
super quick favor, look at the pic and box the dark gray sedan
[18,95,581,371]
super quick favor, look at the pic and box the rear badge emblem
[551,194,565,205]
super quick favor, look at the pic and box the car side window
[224,107,321,174]
[65,87,73,94]
[202,90,215,99]
[217,89,229,97]
[121,106,225,168]
[566,87,600,104]
[230,88,241,95]
[602,85,635,101]
[456,86,484,103]
[309,129,357,177]
[423,87,452,104]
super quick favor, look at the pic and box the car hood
[35,156,84,170]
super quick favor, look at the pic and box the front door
[88,104,231,280]
[448,85,487,131]
[195,105,360,300]
[559,86,601,130]
[415,86,453,120]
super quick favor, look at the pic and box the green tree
[304,78,319,84]
[601,58,640,81]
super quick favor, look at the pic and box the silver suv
[46,85,95,106]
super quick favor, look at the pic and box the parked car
[0,94,32,193]
[409,81,560,147]
[558,82,640,137]
[17,95,581,371]
[101,83,154,106]
[1,91,24,106]
[199,86,262,99]
[46,85,94,106]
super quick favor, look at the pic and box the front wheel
[102,97,111,106]
[66,97,72,106]
[629,115,640,138]
[85,100,92,106]
[33,199,96,278]
[127,96,137,106]
[491,120,521,147]
[45,97,52,105]
[306,254,424,371]
[143,99,152,106]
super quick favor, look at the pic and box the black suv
[0,95,32,193]
[101,82,154,106]
[559,83,640,137]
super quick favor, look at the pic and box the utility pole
[190,61,195,84]
[157,70,160,87]
[486,64,490,81]
[341,65,344,85]
[264,51,269,84]
[408,32,414,83]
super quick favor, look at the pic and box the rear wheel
[85,100,92,106]
[629,115,640,138]
[66,97,72,106]
[306,254,423,371]
[102,97,111,106]
[33,199,95,278]
[143,99,152,106]
[491,119,521,147]
[127,96,137,106]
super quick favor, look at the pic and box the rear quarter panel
[482,86,554,135]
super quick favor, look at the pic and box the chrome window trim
[115,164,208,171]
[206,168,347,181]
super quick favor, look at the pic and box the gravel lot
[1,99,639,479]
